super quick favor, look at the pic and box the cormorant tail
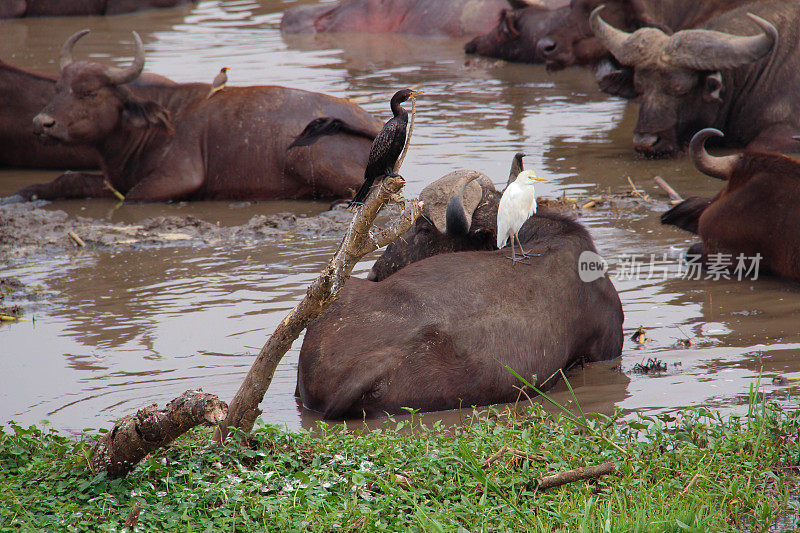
[348,177,374,206]
[660,196,712,235]
[287,117,376,150]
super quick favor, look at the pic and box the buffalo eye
[82,91,99,99]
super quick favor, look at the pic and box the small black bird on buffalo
[287,117,376,149]
[350,88,423,206]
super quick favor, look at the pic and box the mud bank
[0,201,357,259]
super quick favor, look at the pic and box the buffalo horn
[59,29,91,72]
[589,6,654,66]
[105,31,146,85]
[445,175,482,235]
[689,128,740,181]
[663,14,775,70]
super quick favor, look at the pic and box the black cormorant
[350,88,422,206]
[287,117,376,149]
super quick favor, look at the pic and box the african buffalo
[0,60,97,170]
[281,0,518,38]
[0,0,193,18]
[662,128,800,283]
[535,0,765,72]
[0,59,175,170]
[464,3,570,63]
[297,170,624,418]
[18,31,380,202]
[591,1,800,157]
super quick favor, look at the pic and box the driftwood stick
[215,176,421,442]
[90,389,228,478]
[626,176,652,202]
[537,461,617,490]
[653,176,683,202]
[103,179,126,202]
[67,231,85,247]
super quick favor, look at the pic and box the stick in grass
[536,461,617,490]
[486,445,547,466]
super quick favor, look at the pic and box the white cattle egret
[497,169,548,262]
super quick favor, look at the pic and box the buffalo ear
[595,61,637,99]
[702,71,723,104]
[472,227,497,249]
[122,96,174,134]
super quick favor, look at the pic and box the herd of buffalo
[2,0,799,419]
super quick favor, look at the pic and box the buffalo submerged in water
[464,2,571,64]
[297,171,624,419]
[281,0,520,38]
[16,30,381,202]
[533,0,766,72]
[662,128,800,283]
[0,58,176,170]
[0,0,194,18]
[590,1,800,156]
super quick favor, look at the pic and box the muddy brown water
[1,0,799,434]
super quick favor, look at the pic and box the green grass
[1,393,799,532]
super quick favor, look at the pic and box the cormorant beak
[409,90,424,98]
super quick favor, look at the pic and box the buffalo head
[536,0,632,70]
[367,170,498,281]
[33,30,171,146]
[464,6,569,64]
[590,7,776,157]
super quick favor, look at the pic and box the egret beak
[530,176,548,182]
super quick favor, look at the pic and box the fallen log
[91,389,228,478]
[537,461,617,490]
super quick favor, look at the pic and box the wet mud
[0,200,354,258]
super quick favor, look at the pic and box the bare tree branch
[90,390,227,478]
[215,176,421,442]
[537,461,618,490]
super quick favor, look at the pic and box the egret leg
[515,233,529,257]
[506,234,530,264]
[515,233,542,258]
